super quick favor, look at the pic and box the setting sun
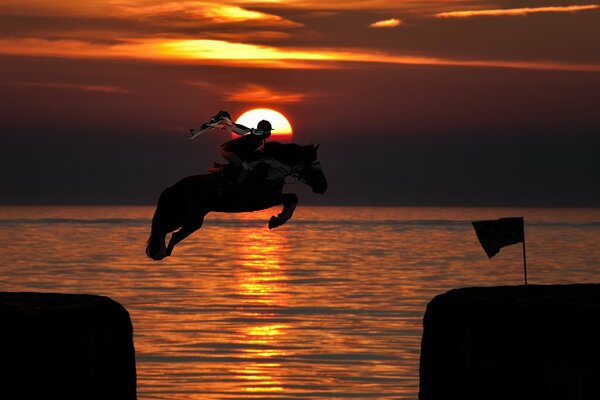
[236,108,293,139]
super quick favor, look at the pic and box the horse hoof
[151,249,169,261]
[268,216,280,229]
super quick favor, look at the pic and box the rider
[220,119,272,183]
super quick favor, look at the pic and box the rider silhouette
[220,119,272,183]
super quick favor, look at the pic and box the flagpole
[522,221,528,285]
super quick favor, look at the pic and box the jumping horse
[146,142,327,260]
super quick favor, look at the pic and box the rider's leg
[221,150,248,183]
[221,149,242,167]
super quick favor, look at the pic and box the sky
[1,0,599,206]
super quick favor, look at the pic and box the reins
[287,160,320,185]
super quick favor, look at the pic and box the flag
[472,217,524,258]
[188,111,258,139]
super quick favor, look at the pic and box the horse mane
[263,142,315,165]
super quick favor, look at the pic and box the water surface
[1,206,599,399]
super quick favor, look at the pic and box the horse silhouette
[146,142,327,260]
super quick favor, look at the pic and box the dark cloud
[248,6,600,64]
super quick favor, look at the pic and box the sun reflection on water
[233,228,290,393]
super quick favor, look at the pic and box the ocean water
[1,206,599,399]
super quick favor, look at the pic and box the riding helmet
[257,120,272,130]
[257,120,272,137]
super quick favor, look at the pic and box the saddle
[208,162,243,184]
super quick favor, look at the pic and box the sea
[1,206,599,399]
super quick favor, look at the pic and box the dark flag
[472,217,524,258]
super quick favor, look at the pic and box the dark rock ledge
[0,292,136,400]
[419,284,600,400]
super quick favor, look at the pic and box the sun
[235,108,293,140]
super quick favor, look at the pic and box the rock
[0,292,136,400]
[419,284,600,400]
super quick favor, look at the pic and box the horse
[146,142,327,260]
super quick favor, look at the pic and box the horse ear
[315,144,320,150]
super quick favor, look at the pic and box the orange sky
[1,1,600,70]
[1,0,600,205]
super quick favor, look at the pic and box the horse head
[263,142,328,194]
[298,144,328,194]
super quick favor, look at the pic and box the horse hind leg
[147,217,183,260]
[166,213,206,257]
[269,193,298,229]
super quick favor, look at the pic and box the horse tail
[146,187,176,260]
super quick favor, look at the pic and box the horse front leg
[269,193,298,229]
[166,213,206,257]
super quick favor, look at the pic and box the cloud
[202,30,293,41]
[9,81,131,94]
[0,38,119,59]
[0,37,328,69]
[435,4,599,18]
[187,81,306,103]
[3,37,600,72]
[369,18,402,28]
[230,0,477,12]
[115,1,303,27]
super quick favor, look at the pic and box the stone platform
[0,292,136,400]
[420,284,600,400]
